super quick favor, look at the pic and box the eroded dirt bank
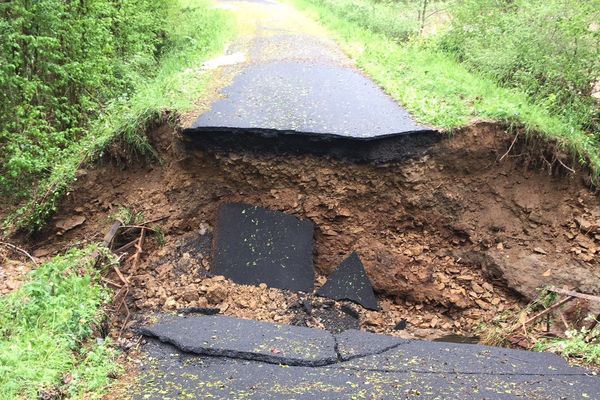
[22,123,600,339]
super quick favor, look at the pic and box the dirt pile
[24,122,600,339]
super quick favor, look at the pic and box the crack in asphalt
[334,365,595,377]
[144,335,593,378]
[147,337,595,378]
[144,329,409,369]
[331,332,343,363]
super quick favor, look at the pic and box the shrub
[306,0,421,41]
[440,0,600,135]
[0,0,171,196]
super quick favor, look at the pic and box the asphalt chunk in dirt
[317,252,379,310]
[212,203,315,292]
[139,315,337,367]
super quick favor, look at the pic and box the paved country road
[134,315,599,399]
[181,0,439,162]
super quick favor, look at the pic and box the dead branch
[140,215,169,225]
[120,225,158,233]
[131,227,146,271]
[113,239,138,254]
[548,287,600,303]
[558,311,570,330]
[0,241,39,266]
[101,277,123,288]
[118,302,131,340]
[523,296,573,326]
[113,265,130,286]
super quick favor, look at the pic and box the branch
[0,241,39,266]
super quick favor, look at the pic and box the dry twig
[0,241,38,266]
[131,227,146,270]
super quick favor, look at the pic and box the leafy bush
[2,0,232,232]
[0,247,119,398]
[307,0,422,41]
[0,0,171,196]
[440,0,600,135]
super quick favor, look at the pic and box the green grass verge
[0,247,119,399]
[289,0,600,175]
[3,0,234,233]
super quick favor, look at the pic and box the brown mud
[17,122,600,340]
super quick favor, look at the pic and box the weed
[0,246,120,398]
[154,226,167,247]
[537,324,600,365]
[113,207,145,226]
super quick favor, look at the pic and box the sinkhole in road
[39,121,600,341]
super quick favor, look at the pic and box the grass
[480,289,600,367]
[289,0,600,176]
[3,0,234,233]
[0,247,119,399]
[537,330,600,366]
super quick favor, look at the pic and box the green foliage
[290,0,600,176]
[537,324,600,365]
[306,0,421,41]
[440,0,600,136]
[2,0,233,232]
[0,246,120,398]
[0,0,171,197]
[112,207,145,225]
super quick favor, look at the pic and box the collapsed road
[126,0,600,398]
[179,0,439,163]
[30,0,599,398]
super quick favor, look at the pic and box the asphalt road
[182,0,439,162]
[135,315,600,399]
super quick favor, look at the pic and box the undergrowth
[481,289,600,367]
[537,328,600,366]
[441,0,599,135]
[289,0,600,177]
[2,0,233,233]
[0,247,120,399]
[0,0,170,196]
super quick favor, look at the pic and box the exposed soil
[0,247,32,295]
[16,122,600,342]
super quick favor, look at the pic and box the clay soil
[14,122,600,342]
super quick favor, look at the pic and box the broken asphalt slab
[212,203,315,292]
[336,340,592,376]
[139,315,337,367]
[136,315,600,399]
[317,252,379,310]
[185,62,440,163]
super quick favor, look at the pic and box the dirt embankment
[17,122,600,339]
